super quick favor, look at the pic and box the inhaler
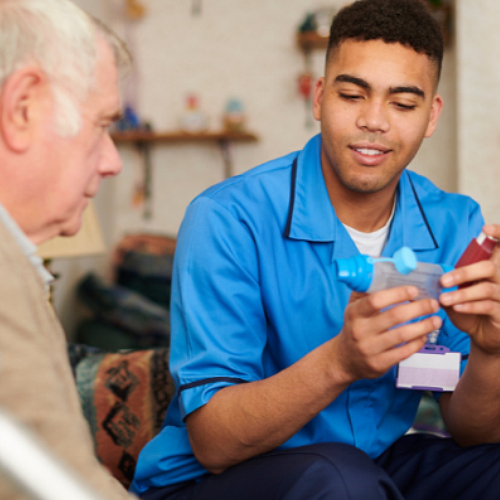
[455,231,499,268]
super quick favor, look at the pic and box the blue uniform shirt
[131,134,484,494]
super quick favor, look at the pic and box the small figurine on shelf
[313,7,337,37]
[298,12,316,34]
[298,7,337,36]
[116,104,141,131]
[222,98,246,133]
[114,104,153,133]
[179,93,209,133]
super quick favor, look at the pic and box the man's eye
[339,93,362,101]
[394,102,416,111]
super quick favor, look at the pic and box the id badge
[396,345,461,392]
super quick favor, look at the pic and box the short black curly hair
[327,0,444,81]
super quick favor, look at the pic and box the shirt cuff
[178,377,248,420]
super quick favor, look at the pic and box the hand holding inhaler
[331,248,442,384]
[439,227,500,356]
[335,247,455,390]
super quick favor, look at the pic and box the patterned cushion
[71,346,175,488]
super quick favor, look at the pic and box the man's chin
[58,217,83,238]
[339,170,403,195]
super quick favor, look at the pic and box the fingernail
[441,275,453,287]
[440,294,452,305]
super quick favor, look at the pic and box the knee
[287,443,398,500]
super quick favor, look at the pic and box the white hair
[0,0,130,136]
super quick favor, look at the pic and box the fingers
[377,314,442,352]
[441,260,500,289]
[483,224,500,265]
[440,265,500,320]
[482,224,500,243]
[372,297,440,334]
[345,293,441,355]
[451,300,499,316]
[341,288,442,381]
[348,291,369,304]
[347,288,440,333]
[380,335,429,369]
[441,280,500,307]
[350,286,419,318]
[346,327,431,380]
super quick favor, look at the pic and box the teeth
[355,148,384,156]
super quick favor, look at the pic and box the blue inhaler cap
[393,247,417,275]
[335,254,374,292]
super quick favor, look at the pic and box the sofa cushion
[72,346,175,488]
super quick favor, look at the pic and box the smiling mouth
[353,148,385,156]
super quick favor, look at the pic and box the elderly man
[0,1,132,498]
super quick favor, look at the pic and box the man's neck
[321,161,399,233]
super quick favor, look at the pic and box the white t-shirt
[343,202,396,257]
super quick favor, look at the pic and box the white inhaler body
[335,247,456,300]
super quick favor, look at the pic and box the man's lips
[349,144,392,166]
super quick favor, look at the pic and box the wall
[108,0,457,240]
[54,0,459,337]
[456,0,500,224]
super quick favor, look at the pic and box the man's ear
[0,66,50,153]
[424,93,444,138]
[312,77,325,122]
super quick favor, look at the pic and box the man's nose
[356,99,390,133]
[100,133,123,177]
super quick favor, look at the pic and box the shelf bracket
[137,141,153,219]
[218,139,234,179]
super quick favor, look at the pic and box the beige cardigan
[0,220,132,499]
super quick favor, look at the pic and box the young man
[132,1,500,499]
[0,1,134,498]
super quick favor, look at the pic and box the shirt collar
[285,134,437,257]
[0,202,54,288]
[285,134,335,242]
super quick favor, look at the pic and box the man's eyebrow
[109,111,124,123]
[334,74,426,100]
[101,110,123,124]
[389,86,425,99]
[334,74,371,90]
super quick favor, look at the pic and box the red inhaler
[455,231,499,268]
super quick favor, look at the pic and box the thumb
[349,291,368,304]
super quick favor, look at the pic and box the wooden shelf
[111,130,260,218]
[111,130,258,144]
[296,32,329,51]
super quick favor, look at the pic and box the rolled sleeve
[178,378,248,420]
